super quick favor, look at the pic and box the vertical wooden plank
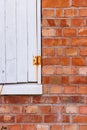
[16,0,27,82]
[6,0,17,83]
[0,0,6,83]
[37,0,41,84]
[28,0,37,82]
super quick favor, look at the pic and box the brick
[73,116,87,123]
[23,106,38,113]
[32,96,58,104]
[39,106,51,114]
[72,38,87,46]
[65,48,78,56]
[4,96,31,104]
[80,48,87,56]
[79,106,87,114]
[42,0,70,8]
[62,76,69,84]
[44,114,59,123]
[8,125,21,130]
[56,9,63,17]
[64,9,77,17]
[51,106,64,114]
[43,85,48,94]
[0,105,10,113]
[17,115,42,123]
[37,125,49,130]
[0,115,15,123]
[62,115,70,123]
[71,19,84,26]
[11,106,22,114]
[78,28,87,36]
[42,66,55,75]
[72,0,87,6]
[64,86,76,94]
[56,29,62,36]
[56,67,63,74]
[72,58,86,66]
[64,28,76,36]
[56,48,63,56]
[71,76,87,84]
[78,86,87,94]
[50,125,62,130]
[42,38,69,47]
[79,67,87,75]
[23,125,35,130]
[42,76,61,84]
[80,126,87,130]
[49,86,62,94]
[66,106,78,113]
[63,67,77,74]
[64,125,78,130]
[42,28,55,37]
[42,9,54,18]
[79,9,87,16]
[59,96,84,104]
[42,48,55,56]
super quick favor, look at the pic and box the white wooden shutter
[0,0,40,84]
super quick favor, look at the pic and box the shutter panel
[0,0,5,83]
[28,0,37,82]
[16,0,28,82]
[0,0,39,84]
[6,0,17,83]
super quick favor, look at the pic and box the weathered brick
[78,28,87,36]
[64,28,76,36]
[32,96,58,104]
[50,125,62,130]
[72,0,87,6]
[71,76,87,84]
[42,28,55,37]
[65,48,78,56]
[64,125,78,130]
[73,116,87,123]
[23,125,35,130]
[8,125,21,130]
[79,106,87,114]
[42,9,54,18]
[4,96,31,104]
[42,66,55,75]
[71,19,84,26]
[78,86,87,94]
[72,58,86,66]
[56,9,63,17]
[80,126,87,130]
[42,0,70,8]
[64,9,77,17]
[66,106,79,113]
[49,86,62,94]
[79,9,87,16]
[17,115,42,123]
[64,86,76,94]
[37,125,49,130]
[64,67,77,74]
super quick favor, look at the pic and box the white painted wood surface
[0,0,41,85]
[17,0,27,82]
[6,0,17,83]
[0,84,42,95]
[0,0,5,83]
[28,0,37,82]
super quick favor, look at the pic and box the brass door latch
[33,56,41,65]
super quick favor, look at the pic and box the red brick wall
[0,0,87,130]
